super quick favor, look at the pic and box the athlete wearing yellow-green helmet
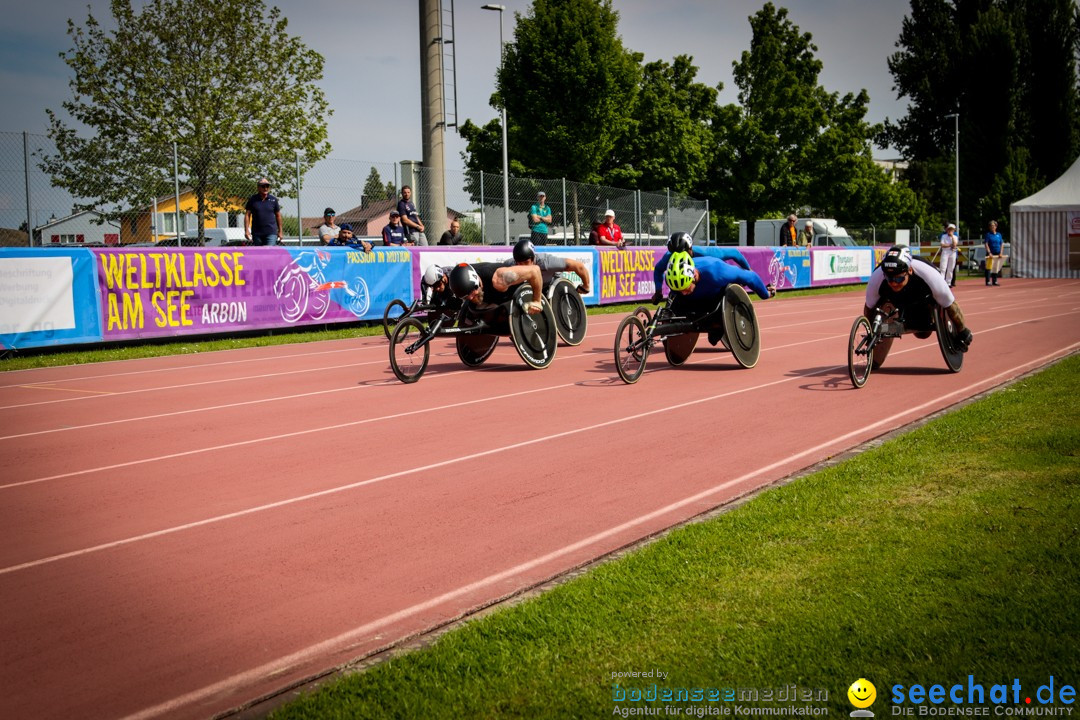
[665,252,697,293]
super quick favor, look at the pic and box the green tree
[42,0,330,241]
[362,167,393,207]
[607,55,718,195]
[883,0,1080,231]
[710,3,827,244]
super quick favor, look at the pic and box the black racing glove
[650,290,664,304]
[956,328,973,352]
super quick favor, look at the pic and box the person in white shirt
[938,222,959,287]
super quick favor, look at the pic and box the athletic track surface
[1,279,1078,720]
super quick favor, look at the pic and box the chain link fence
[1,130,707,248]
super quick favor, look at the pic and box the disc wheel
[390,318,429,383]
[548,278,588,345]
[383,299,411,340]
[614,314,649,384]
[934,306,964,373]
[662,332,699,366]
[509,287,558,369]
[722,285,761,368]
[848,316,873,388]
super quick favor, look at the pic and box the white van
[181,228,247,246]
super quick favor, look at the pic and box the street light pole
[945,112,959,234]
[482,4,510,245]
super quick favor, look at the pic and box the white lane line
[0,329,848,474]
[4,337,1077,576]
[2,300,1074,444]
[112,340,1080,720]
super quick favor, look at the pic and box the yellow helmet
[665,252,696,292]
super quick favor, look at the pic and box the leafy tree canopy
[42,0,330,238]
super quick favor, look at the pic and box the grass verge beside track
[0,284,865,371]
[268,353,1080,720]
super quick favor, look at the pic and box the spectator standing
[333,224,373,253]
[244,178,282,245]
[983,220,1005,286]
[317,208,339,245]
[528,191,554,246]
[438,219,463,246]
[596,209,625,248]
[800,221,814,247]
[383,209,409,246]
[397,186,428,246]
[939,222,959,287]
[779,214,798,246]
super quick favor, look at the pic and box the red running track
[1,279,1078,720]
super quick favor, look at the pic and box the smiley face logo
[848,678,877,709]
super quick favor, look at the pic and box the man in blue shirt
[244,177,282,245]
[665,251,774,346]
[983,220,1005,286]
[382,210,409,246]
[396,185,427,246]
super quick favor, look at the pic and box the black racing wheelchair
[384,275,586,346]
[847,301,964,388]
[613,284,761,384]
[389,284,558,383]
[382,295,461,340]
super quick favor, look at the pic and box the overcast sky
[1,0,914,171]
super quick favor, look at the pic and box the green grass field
[266,354,1080,719]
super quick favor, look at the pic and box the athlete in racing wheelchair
[613,247,775,384]
[505,239,591,345]
[388,261,558,383]
[847,245,973,388]
[381,264,462,339]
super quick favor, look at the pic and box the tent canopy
[1011,154,1080,212]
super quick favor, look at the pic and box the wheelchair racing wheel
[390,318,430,383]
[722,285,761,368]
[547,277,588,346]
[847,316,873,388]
[509,285,558,369]
[933,306,964,373]
[614,314,649,384]
[382,299,411,339]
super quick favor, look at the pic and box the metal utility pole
[945,112,959,234]
[420,0,448,243]
[482,4,510,245]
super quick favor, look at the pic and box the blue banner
[0,248,103,349]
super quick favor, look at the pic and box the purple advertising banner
[95,246,412,341]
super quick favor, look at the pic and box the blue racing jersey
[692,255,772,300]
[653,247,751,289]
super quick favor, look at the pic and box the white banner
[812,249,873,281]
[0,256,76,335]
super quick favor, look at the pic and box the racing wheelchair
[546,276,588,346]
[389,284,558,383]
[613,284,761,384]
[382,295,461,340]
[847,301,964,388]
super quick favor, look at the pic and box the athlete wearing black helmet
[449,261,545,314]
[506,239,591,294]
[864,245,973,362]
[650,233,752,304]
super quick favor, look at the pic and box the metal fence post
[173,141,182,247]
[561,177,567,245]
[296,151,302,246]
[666,187,671,237]
[706,199,710,244]
[23,132,32,246]
[480,170,485,244]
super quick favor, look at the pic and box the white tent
[1009,154,1080,278]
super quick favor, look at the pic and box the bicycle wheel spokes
[614,314,649,384]
[847,316,873,388]
[390,318,430,383]
[383,299,411,340]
